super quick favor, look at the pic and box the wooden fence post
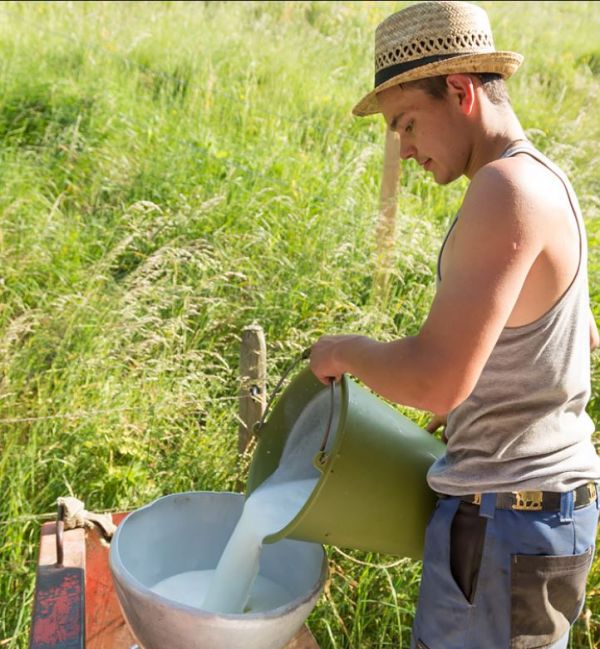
[374,125,401,302]
[238,324,267,455]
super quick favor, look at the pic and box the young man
[308,2,600,648]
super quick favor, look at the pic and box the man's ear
[445,74,476,115]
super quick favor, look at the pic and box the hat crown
[375,1,495,74]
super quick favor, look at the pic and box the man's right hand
[426,413,448,444]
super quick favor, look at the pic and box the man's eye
[404,120,414,134]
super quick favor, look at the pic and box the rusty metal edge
[29,522,86,649]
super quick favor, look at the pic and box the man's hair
[403,73,510,106]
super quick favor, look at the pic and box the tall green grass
[0,2,599,647]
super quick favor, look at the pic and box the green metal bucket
[246,367,445,559]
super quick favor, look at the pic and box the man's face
[377,83,470,185]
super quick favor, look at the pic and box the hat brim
[352,51,524,117]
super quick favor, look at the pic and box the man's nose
[400,139,416,160]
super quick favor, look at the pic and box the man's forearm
[331,334,454,413]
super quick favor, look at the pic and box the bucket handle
[313,378,335,468]
[253,348,336,467]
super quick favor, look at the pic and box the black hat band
[374,52,466,87]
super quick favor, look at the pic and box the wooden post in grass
[374,125,401,302]
[238,324,267,455]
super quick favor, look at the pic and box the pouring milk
[151,389,338,614]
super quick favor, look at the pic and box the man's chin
[433,169,461,186]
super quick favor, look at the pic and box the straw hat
[353,1,523,117]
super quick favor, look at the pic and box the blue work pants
[411,491,599,648]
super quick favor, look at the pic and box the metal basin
[110,491,327,649]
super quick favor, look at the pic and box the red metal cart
[29,512,320,649]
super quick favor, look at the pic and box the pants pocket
[450,502,487,604]
[510,546,593,649]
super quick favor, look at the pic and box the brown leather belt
[445,482,597,512]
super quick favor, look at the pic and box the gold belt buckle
[587,482,597,502]
[512,490,543,511]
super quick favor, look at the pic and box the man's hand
[426,412,447,433]
[426,412,448,444]
[308,334,364,384]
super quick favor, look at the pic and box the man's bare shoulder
[458,154,560,246]
[456,159,534,244]
[467,154,561,221]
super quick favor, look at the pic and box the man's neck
[464,106,526,180]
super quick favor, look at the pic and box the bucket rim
[109,491,329,620]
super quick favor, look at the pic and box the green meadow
[1,1,599,647]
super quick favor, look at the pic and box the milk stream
[200,478,317,613]
[150,389,339,614]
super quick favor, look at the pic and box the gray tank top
[427,143,600,495]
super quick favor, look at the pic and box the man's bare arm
[310,163,541,413]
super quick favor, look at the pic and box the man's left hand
[308,334,363,384]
